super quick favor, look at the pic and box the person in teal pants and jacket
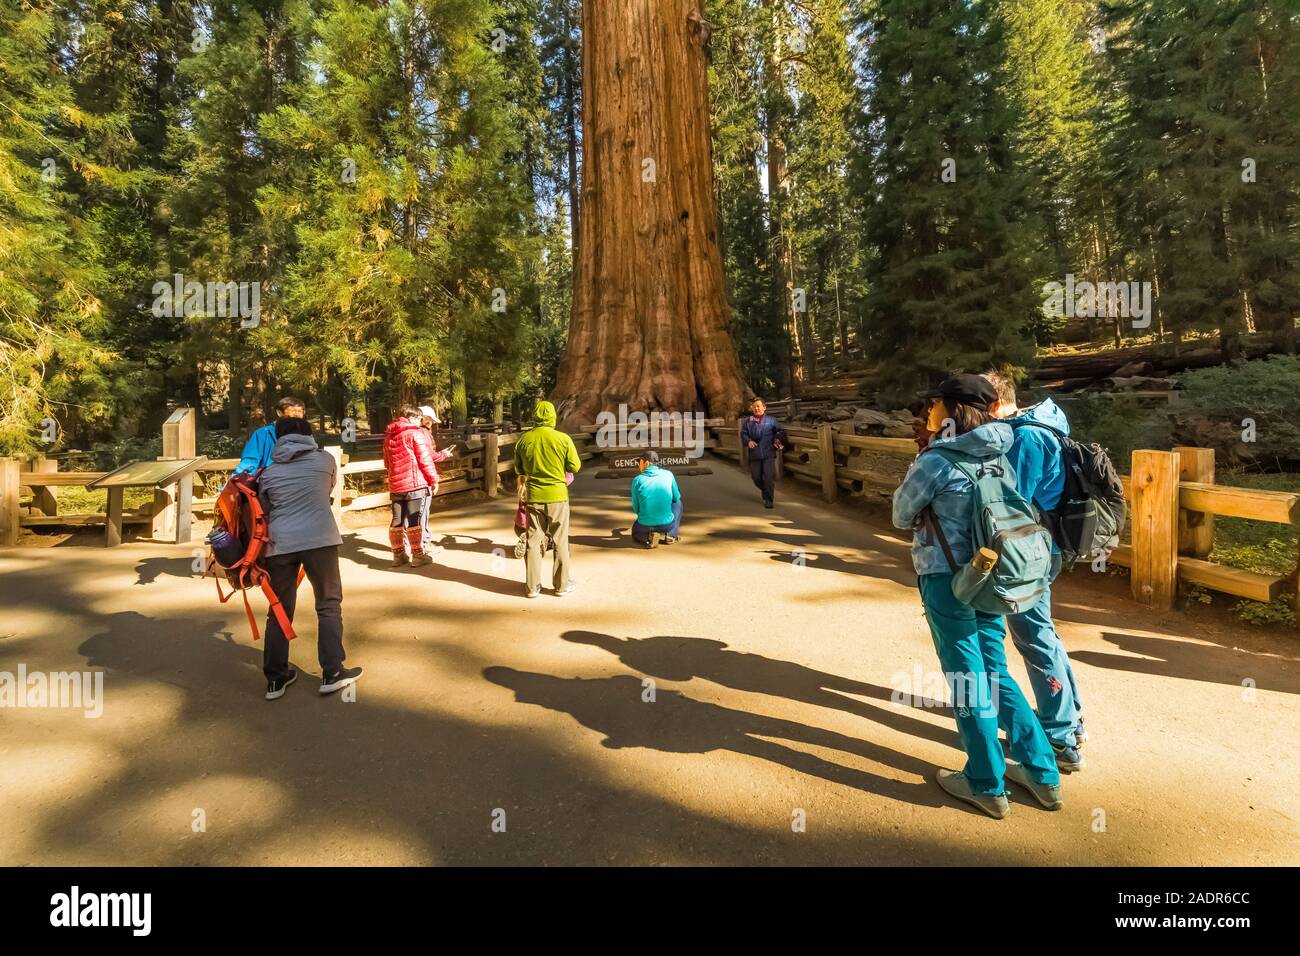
[892,374,1062,819]
[984,371,1087,772]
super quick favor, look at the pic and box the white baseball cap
[418,405,440,423]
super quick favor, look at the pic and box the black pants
[390,489,429,529]
[749,456,777,505]
[263,545,345,682]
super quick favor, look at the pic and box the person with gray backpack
[893,374,1061,819]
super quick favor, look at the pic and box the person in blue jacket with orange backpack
[233,396,306,476]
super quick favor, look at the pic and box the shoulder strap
[923,506,960,573]
[1013,420,1067,443]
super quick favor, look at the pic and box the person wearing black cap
[630,450,682,548]
[892,373,1061,819]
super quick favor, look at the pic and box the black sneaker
[266,668,298,701]
[320,666,364,695]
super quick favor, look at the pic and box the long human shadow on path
[483,667,947,809]
[569,527,632,549]
[133,556,197,585]
[709,520,917,588]
[36,608,1030,862]
[45,611,780,863]
[339,532,521,596]
[1071,631,1300,695]
[561,631,959,750]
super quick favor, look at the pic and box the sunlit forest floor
[2,459,1296,865]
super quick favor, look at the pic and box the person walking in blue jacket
[630,451,682,547]
[893,374,1061,819]
[741,398,787,509]
[984,371,1087,772]
[233,396,307,476]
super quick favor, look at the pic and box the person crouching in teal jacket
[630,451,682,548]
[892,374,1061,819]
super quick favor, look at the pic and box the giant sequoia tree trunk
[551,0,750,426]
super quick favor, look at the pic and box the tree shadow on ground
[1071,631,1299,695]
[483,667,949,810]
[560,631,959,750]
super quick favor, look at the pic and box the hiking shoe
[391,552,409,568]
[555,582,577,597]
[1075,717,1089,749]
[265,668,298,701]
[646,532,660,549]
[935,769,1010,820]
[320,666,363,695]
[1052,742,1087,773]
[663,535,678,545]
[1004,762,1064,810]
[409,552,432,568]
[513,539,527,560]
[763,501,774,509]
[525,587,541,599]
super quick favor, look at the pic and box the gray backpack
[923,446,1054,615]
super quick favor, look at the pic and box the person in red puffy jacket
[384,405,451,567]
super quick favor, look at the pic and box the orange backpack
[206,472,302,641]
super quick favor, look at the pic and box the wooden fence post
[1175,446,1215,559]
[1130,450,1181,609]
[325,446,344,522]
[105,486,125,548]
[0,458,19,546]
[817,423,837,502]
[483,431,499,498]
[31,456,58,516]
[154,407,196,542]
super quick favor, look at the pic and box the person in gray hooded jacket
[256,416,363,700]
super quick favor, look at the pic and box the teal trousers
[918,573,1060,795]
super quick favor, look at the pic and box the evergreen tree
[859,0,1040,396]
[709,0,786,394]
[0,0,112,452]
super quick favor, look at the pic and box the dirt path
[1,457,1296,865]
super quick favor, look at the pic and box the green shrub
[1175,356,1300,466]
[1235,599,1297,629]
[1052,393,1172,466]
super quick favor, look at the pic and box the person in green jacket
[512,400,582,597]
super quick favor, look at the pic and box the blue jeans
[918,573,1060,795]
[1006,558,1083,747]
[632,499,682,543]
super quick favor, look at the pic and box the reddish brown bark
[551,0,750,426]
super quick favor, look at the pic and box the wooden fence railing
[709,419,1300,614]
[0,410,596,547]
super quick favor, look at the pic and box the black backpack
[1015,422,1127,566]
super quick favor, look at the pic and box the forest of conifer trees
[2,0,1297,453]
